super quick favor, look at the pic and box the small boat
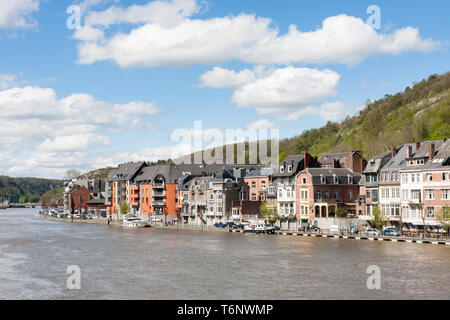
[0,201,9,210]
[122,216,146,228]
[244,223,275,234]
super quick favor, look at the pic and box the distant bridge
[2,203,38,208]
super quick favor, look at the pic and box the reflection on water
[0,208,449,299]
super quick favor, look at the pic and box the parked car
[85,214,93,219]
[382,229,401,237]
[214,222,226,228]
[51,212,58,217]
[231,224,241,230]
[225,222,235,228]
[150,216,163,222]
[366,228,381,236]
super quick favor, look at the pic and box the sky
[0,0,448,178]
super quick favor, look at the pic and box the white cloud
[0,0,39,29]
[199,66,340,116]
[37,134,111,152]
[277,101,362,122]
[0,74,20,89]
[73,0,439,68]
[0,86,160,151]
[245,119,278,130]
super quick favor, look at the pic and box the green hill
[279,72,450,160]
[0,176,63,203]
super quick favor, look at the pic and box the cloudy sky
[0,0,448,178]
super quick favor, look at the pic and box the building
[400,139,450,227]
[231,200,263,222]
[134,164,179,221]
[273,152,319,221]
[179,176,210,225]
[319,151,367,174]
[359,150,393,218]
[107,161,147,219]
[296,168,362,228]
[205,167,249,225]
[68,186,90,215]
[244,166,273,202]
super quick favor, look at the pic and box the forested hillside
[279,72,450,160]
[0,176,63,203]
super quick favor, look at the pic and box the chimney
[303,152,309,169]
[332,159,339,168]
[415,142,420,151]
[406,146,412,158]
[389,146,398,158]
[428,143,435,161]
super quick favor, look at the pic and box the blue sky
[0,0,448,178]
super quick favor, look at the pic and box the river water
[0,208,448,300]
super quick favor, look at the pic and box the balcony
[152,182,165,189]
[152,190,166,197]
[153,200,166,206]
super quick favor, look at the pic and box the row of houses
[63,138,450,229]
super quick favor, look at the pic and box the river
[0,208,448,299]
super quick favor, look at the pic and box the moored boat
[243,223,275,234]
[122,216,146,228]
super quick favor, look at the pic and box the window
[324,190,330,200]
[372,190,378,202]
[320,175,326,184]
[442,189,449,200]
[366,190,370,199]
[210,193,214,200]
[426,206,435,218]
[348,175,354,184]
[443,173,449,181]
[261,181,266,190]
[333,175,338,184]
[252,182,256,188]
[416,173,421,182]
[402,174,407,183]
[349,190,354,200]
[426,173,432,181]
[302,177,307,184]
[280,166,285,173]
[288,165,293,172]
[411,174,415,183]
[411,190,420,200]
[304,191,308,199]
[316,191,322,200]
[335,190,340,200]
[300,206,305,215]
[425,189,434,200]
[278,190,283,198]
[402,190,408,200]
[251,194,256,201]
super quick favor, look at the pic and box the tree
[437,206,450,233]
[65,169,81,180]
[337,208,348,218]
[120,202,129,216]
[369,205,386,230]
[260,201,278,225]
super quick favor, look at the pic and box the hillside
[279,72,450,160]
[0,176,63,203]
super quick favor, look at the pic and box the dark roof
[319,152,352,165]
[108,161,146,181]
[302,168,361,185]
[244,166,273,178]
[135,165,180,184]
[363,151,392,174]
[273,155,304,177]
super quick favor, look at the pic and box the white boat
[122,216,146,228]
[244,223,274,234]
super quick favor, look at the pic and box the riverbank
[38,213,450,245]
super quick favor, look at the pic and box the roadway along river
[0,208,449,299]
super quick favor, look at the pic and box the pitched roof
[363,151,392,174]
[302,168,361,185]
[319,152,352,165]
[273,155,304,177]
[108,161,146,181]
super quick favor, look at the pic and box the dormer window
[288,165,293,172]
[348,175,353,184]
[333,174,338,184]
[320,174,326,184]
[280,166,285,173]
